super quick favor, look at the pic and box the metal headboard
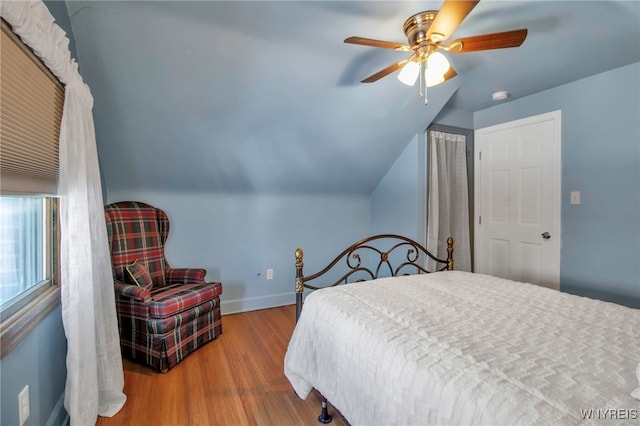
[294,234,454,321]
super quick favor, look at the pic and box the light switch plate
[18,385,29,426]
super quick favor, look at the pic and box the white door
[475,111,561,289]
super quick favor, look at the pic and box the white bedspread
[284,271,640,425]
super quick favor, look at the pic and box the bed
[284,234,640,425]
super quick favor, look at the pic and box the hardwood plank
[97,305,348,426]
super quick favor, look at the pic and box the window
[0,19,63,357]
[0,196,57,319]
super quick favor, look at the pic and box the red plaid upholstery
[105,201,223,371]
[149,282,222,319]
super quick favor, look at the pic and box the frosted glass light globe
[425,71,445,87]
[427,52,450,77]
[397,61,420,86]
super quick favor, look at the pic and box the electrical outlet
[266,269,273,280]
[18,385,29,426]
[570,191,581,205]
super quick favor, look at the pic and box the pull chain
[419,60,428,105]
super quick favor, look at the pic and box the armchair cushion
[147,299,218,334]
[149,281,222,319]
[125,259,153,289]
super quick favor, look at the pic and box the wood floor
[96,305,348,426]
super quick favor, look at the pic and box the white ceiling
[63,1,640,195]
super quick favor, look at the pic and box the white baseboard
[46,392,68,426]
[221,292,295,315]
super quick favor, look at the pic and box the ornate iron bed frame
[293,234,454,423]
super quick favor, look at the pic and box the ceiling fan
[344,0,527,101]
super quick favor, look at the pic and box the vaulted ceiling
[63,1,640,195]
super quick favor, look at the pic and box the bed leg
[318,397,333,424]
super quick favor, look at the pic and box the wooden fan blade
[427,0,479,42]
[426,66,458,87]
[448,29,528,52]
[344,36,412,51]
[442,66,458,82]
[361,59,410,83]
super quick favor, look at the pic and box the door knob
[541,232,551,240]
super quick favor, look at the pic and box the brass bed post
[447,237,454,270]
[295,248,304,322]
[294,247,333,423]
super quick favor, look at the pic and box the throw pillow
[125,259,153,289]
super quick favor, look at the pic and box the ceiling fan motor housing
[403,11,440,48]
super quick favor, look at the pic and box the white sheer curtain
[0,2,126,424]
[427,130,471,272]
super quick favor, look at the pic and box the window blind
[0,20,64,195]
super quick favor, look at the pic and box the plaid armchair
[104,201,222,371]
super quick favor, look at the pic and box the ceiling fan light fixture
[344,0,528,105]
[397,61,420,86]
[425,71,445,87]
[427,51,450,77]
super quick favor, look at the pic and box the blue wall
[370,134,427,244]
[106,190,371,313]
[475,62,640,307]
[432,106,474,129]
[0,306,67,426]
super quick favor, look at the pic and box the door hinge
[479,216,482,225]
[479,151,482,161]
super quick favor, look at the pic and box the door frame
[474,110,562,287]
